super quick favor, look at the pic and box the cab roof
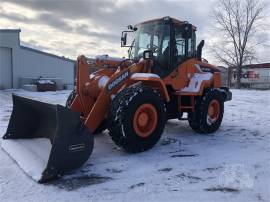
[136,16,197,31]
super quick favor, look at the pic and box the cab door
[163,23,196,90]
[151,24,173,78]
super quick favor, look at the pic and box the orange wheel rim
[207,100,220,124]
[133,103,158,138]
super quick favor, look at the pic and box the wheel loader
[2,17,232,183]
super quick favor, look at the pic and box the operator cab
[121,16,198,78]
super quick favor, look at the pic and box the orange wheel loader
[2,17,232,183]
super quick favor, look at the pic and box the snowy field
[0,89,269,202]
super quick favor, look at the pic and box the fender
[130,73,170,102]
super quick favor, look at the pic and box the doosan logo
[108,71,129,91]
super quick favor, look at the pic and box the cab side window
[173,25,195,66]
[175,31,185,57]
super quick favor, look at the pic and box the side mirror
[182,23,193,39]
[121,32,127,46]
[121,31,133,47]
[143,50,153,60]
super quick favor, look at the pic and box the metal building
[0,29,75,90]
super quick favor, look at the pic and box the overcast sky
[0,0,269,65]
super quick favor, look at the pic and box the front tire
[188,89,224,134]
[108,86,166,153]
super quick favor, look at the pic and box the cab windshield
[129,21,170,62]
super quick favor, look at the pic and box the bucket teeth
[3,94,94,183]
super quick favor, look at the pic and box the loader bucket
[2,94,94,183]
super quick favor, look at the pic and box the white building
[230,63,270,89]
[0,29,75,90]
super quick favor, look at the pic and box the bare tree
[211,0,268,88]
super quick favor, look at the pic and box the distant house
[0,29,75,90]
[230,63,270,89]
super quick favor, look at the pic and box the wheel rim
[133,103,158,138]
[207,100,220,124]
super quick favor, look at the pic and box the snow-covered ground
[0,89,269,202]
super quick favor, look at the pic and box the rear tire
[188,89,224,134]
[108,86,166,153]
[188,111,202,133]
